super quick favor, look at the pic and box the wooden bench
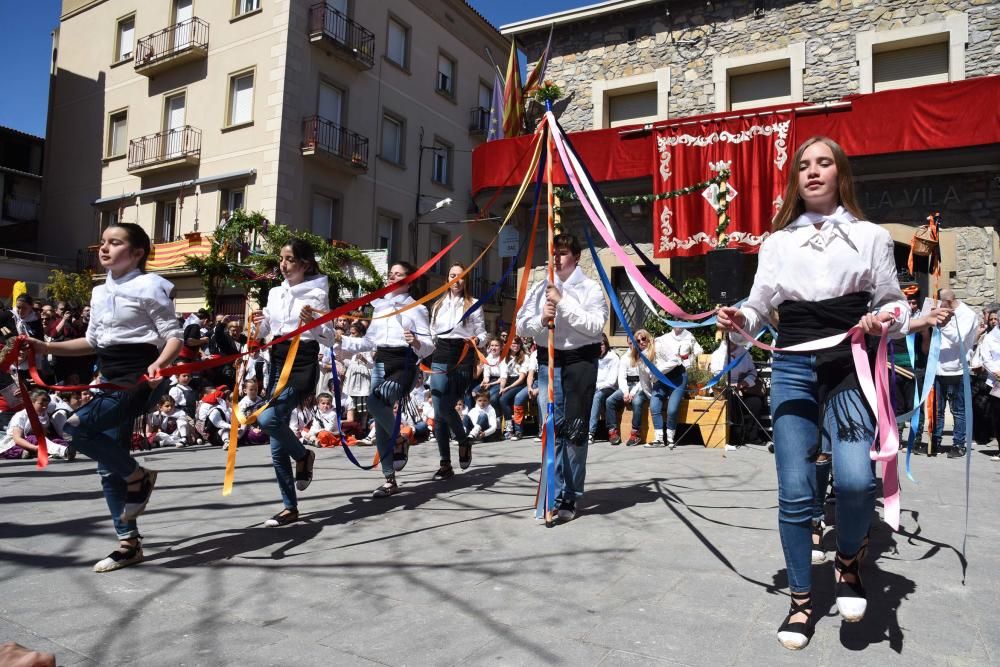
[620,395,728,448]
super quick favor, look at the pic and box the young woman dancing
[28,223,181,572]
[718,136,912,649]
[251,239,329,526]
[337,261,434,497]
[428,263,486,480]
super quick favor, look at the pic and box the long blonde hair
[771,136,865,232]
[630,329,655,364]
[431,263,473,322]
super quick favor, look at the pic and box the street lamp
[409,196,453,262]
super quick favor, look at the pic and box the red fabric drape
[651,114,794,258]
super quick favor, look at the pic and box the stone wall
[519,0,998,132]
[951,227,997,308]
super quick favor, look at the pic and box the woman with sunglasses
[605,331,653,446]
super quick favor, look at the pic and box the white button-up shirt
[430,293,487,344]
[516,266,608,350]
[338,292,434,358]
[617,353,652,396]
[738,208,909,338]
[937,302,980,376]
[86,269,182,349]
[596,350,620,390]
[654,329,703,372]
[257,274,332,344]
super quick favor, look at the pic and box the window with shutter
[387,18,407,67]
[873,41,949,91]
[116,15,135,62]
[607,89,658,127]
[229,72,254,126]
[728,66,791,111]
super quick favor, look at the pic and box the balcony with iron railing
[301,116,368,173]
[307,3,375,69]
[469,107,490,135]
[127,126,201,174]
[134,17,209,76]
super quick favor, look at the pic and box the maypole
[540,104,558,525]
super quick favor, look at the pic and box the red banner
[651,114,795,258]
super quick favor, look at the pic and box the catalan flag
[501,37,523,138]
[522,24,553,95]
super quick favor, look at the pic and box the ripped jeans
[770,352,876,593]
[536,356,598,503]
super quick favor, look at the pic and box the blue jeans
[536,360,597,502]
[932,376,966,447]
[770,353,876,593]
[462,412,491,435]
[257,386,308,510]
[606,389,648,432]
[589,386,615,434]
[651,367,687,433]
[430,361,473,464]
[66,384,165,539]
[499,385,520,423]
[369,361,410,477]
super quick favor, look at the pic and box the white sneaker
[588,433,595,445]
[991,454,1000,461]
[666,429,676,449]
[644,439,664,448]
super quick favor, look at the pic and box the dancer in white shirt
[251,239,331,526]
[427,263,486,480]
[336,261,434,497]
[717,136,926,650]
[517,233,609,523]
[27,223,181,572]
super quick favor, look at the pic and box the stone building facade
[498,0,999,312]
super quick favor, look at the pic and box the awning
[92,168,257,207]
[472,75,1000,195]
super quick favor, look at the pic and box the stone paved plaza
[1,434,997,666]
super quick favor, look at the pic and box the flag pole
[484,47,504,81]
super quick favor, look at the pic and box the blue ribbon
[582,224,755,392]
[957,334,974,559]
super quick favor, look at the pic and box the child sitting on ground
[202,386,244,448]
[236,378,268,445]
[48,389,81,440]
[146,395,192,448]
[1,389,75,460]
[464,390,498,442]
[290,395,315,445]
[169,372,197,418]
[305,392,341,447]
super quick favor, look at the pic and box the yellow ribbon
[223,322,302,495]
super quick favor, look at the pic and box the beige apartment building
[41,0,508,317]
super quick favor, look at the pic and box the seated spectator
[146,395,193,448]
[1,389,74,460]
[236,378,268,445]
[464,390,498,442]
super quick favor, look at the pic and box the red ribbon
[3,235,463,469]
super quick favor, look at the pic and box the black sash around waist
[777,291,874,402]
[269,339,320,396]
[374,345,418,390]
[535,343,602,368]
[97,343,159,386]
[434,337,474,366]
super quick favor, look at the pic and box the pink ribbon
[547,114,714,321]
[732,320,900,530]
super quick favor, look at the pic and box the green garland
[184,210,383,309]
[554,170,730,206]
